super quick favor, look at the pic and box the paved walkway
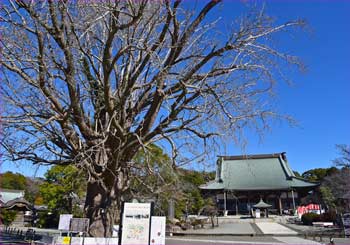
[167,236,322,244]
[176,221,300,236]
[274,236,321,244]
[255,222,298,235]
[332,238,350,244]
[178,223,256,235]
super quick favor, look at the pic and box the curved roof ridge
[1,197,33,210]
[219,153,283,161]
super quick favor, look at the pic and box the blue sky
[216,1,350,174]
[1,1,349,177]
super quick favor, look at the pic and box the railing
[1,226,42,244]
[303,227,344,244]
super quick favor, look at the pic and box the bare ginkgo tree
[1,0,304,236]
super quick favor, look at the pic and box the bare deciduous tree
[333,144,350,168]
[1,0,304,236]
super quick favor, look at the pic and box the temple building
[200,153,319,215]
[0,188,34,226]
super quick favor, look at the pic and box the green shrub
[319,212,336,222]
[36,212,59,228]
[0,210,17,225]
[191,219,203,226]
[301,213,320,225]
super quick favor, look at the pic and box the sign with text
[342,213,350,237]
[58,214,73,230]
[69,218,90,233]
[150,216,166,245]
[121,202,151,245]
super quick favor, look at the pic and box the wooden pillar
[224,190,227,216]
[248,192,251,216]
[264,192,269,217]
[291,189,296,212]
[278,193,283,215]
[248,192,251,208]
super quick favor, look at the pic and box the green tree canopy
[129,144,181,217]
[130,145,214,218]
[301,167,339,182]
[309,145,350,212]
[178,169,215,216]
[39,165,86,215]
[319,186,336,210]
[293,171,301,177]
[0,171,27,190]
[0,171,41,203]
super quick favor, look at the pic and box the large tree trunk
[84,166,130,237]
[84,182,118,237]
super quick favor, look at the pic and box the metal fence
[1,226,52,245]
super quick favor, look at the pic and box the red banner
[297,203,320,216]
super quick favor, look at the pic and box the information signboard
[150,216,166,245]
[255,209,260,218]
[69,218,90,233]
[121,202,151,245]
[58,214,73,230]
[342,213,350,237]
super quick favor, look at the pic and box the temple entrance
[216,190,300,216]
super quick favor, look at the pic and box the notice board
[69,218,89,233]
[121,202,151,245]
[58,214,73,230]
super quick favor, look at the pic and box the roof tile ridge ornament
[216,157,223,182]
[281,151,288,161]
[277,153,294,180]
[280,152,319,185]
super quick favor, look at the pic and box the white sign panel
[58,214,73,230]
[121,202,151,245]
[150,216,166,245]
[255,209,260,218]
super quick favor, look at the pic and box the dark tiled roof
[1,197,33,211]
[201,153,318,191]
